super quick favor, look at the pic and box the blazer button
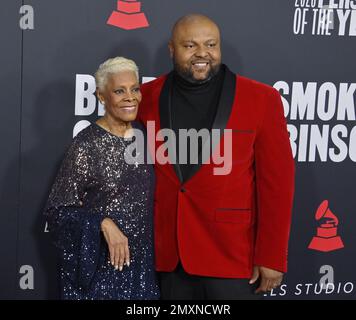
[180,187,186,193]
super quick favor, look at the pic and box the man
[138,14,295,299]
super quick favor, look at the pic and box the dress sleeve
[44,134,106,290]
[45,135,93,211]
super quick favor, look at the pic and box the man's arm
[251,88,295,291]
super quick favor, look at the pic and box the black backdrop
[1,0,355,299]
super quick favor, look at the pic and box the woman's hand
[101,218,130,271]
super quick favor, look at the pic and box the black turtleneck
[171,65,225,181]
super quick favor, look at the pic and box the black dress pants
[158,262,262,300]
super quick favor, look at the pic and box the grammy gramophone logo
[308,200,344,252]
[107,0,149,30]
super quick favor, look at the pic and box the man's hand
[249,265,283,293]
[101,218,130,271]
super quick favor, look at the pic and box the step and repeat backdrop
[0,0,355,299]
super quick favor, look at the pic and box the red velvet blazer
[138,66,295,278]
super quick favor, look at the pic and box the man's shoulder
[141,74,168,93]
[237,75,279,98]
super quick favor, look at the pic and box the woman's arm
[101,218,130,271]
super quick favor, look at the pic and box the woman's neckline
[93,121,135,140]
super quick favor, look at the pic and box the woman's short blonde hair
[95,56,139,91]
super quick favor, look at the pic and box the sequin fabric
[44,122,160,300]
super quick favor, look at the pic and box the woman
[44,57,159,300]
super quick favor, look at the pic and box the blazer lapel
[159,72,184,183]
[184,65,237,182]
[159,66,237,184]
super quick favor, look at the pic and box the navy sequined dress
[44,122,160,300]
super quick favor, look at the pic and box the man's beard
[173,59,221,85]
